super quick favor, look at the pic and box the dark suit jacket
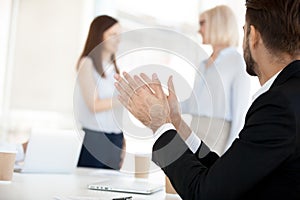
[152,60,300,200]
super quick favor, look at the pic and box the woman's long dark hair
[77,15,119,77]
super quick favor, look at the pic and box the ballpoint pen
[112,196,132,200]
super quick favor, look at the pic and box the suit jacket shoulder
[152,60,300,200]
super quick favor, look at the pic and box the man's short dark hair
[245,0,300,56]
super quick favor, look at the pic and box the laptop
[15,129,81,173]
[88,178,164,195]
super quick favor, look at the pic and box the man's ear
[249,25,262,49]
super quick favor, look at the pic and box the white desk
[0,168,182,200]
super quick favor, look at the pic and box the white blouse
[181,47,251,150]
[74,58,121,133]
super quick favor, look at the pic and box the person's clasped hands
[114,72,181,133]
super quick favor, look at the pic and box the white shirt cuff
[185,131,201,153]
[154,123,176,141]
[153,123,201,154]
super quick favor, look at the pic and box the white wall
[0,0,11,108]
[0,0,14,140]
[11,0,77,112]
[0,0,12,110]
[0,0,94,141]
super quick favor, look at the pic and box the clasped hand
[114,72,181,133]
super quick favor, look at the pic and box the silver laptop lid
[19,129,81,173]
[88,178,164,194]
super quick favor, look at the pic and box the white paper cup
[134,154,151,179]
[0,150,16,182]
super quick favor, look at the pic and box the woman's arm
[77,57,119,113]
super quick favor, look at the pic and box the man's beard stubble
[244,35,258,76]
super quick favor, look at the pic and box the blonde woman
[181,5,251,155]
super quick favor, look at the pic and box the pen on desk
[112,196,132,200]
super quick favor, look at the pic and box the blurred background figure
[74,15,125,169]
[181,5,251,155]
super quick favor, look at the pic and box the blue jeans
[77,128,123,169]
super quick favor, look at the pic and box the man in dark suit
[114,0,300,199]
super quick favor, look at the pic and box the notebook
[15,129,81,173]
[88,178,164,195]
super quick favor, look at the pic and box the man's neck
[257,64,284,85]
[257,54,299,85]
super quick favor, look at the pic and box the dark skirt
[77,128,123,170]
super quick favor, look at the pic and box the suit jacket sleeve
[152,90,296,200]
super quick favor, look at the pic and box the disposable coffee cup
[134,154,151,179]
[0,150,16,182]
[165,176,177,194]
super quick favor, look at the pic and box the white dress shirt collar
[252,70,282,102]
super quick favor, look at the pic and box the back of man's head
[245,0,300,57]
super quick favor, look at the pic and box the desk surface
[0,168,181,200]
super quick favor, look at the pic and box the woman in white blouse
[181,5,251,155]
[74,16,124,169]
